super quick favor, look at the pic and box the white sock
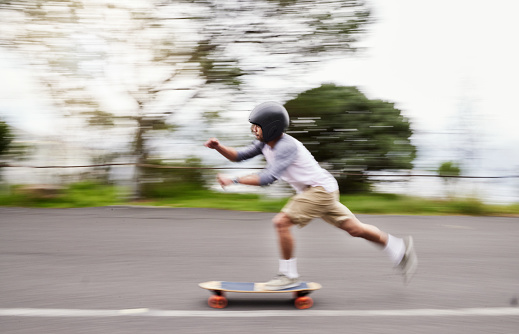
[383,234,405,266]
[279,258,299,278]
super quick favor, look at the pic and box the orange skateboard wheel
[294,296,313,309]
[208,295,228,309]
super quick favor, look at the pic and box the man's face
[250,124,263,141]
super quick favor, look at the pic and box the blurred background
[0,0,518,205]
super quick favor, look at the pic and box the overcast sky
[313,0,519,170]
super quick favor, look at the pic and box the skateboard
[199,281,321,309]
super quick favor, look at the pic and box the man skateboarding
[204,101,417,290]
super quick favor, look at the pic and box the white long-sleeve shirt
[236,134,338,193]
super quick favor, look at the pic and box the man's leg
[338,216,417,283]
[339,216,404,263]
[264,212,301,290]
[338,216,388,246]
[273,212,296,260]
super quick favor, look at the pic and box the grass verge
[0,182,517,216]
[0,182,123,208]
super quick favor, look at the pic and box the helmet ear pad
[264,120,282,142]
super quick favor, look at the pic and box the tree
[0,119,13,184]
[285,84,416,192]
[437,161,461,198]
[0,120,12,158]
[0,0,230,197]
[0,1,371,197]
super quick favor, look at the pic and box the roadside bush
[140,157,205,199]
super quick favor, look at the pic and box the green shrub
[140,158,205,199]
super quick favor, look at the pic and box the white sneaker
[399,236,418,284]
[264,273,301,291]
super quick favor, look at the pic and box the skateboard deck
[199,281,321,309]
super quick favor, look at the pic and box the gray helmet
[249,102,289,142]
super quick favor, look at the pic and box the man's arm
[204,138,238,162]
[217,174,260,188]
[205,137,264,188]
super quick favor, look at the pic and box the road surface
[1,207,518,333]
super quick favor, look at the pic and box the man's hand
[204,138,238,161]
[204,138,220,149]
[217,174,234,188]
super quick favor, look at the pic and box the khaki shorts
[281,186,356,228]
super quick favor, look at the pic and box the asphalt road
[1,207,518,333]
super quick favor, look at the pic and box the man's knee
[273,213,294,231]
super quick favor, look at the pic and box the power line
[1,163,517,179]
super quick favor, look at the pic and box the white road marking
[0,307,518,318]
[442,224,472,229]
[118,308,150,315]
